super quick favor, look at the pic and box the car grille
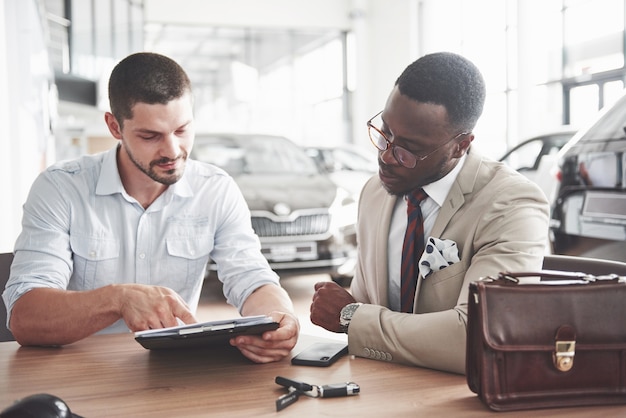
[251,213,330,237]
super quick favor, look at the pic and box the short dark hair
[108,52,192,124]
[395,52,486,132]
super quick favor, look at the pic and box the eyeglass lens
[369,127,416,168]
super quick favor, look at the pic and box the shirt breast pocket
[70,235,120,290]
[165,236,212,286]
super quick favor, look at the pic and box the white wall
[349,0,419,144]
[0,0,55,252]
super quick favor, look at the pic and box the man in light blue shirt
[2,52,299,363]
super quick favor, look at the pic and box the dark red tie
[400,188,427,313]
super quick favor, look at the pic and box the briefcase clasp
[553,340,575,372]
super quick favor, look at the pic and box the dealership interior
[3,0,626,318]
[3,0,626,251]
[2,0,626,416]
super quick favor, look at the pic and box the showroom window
[45,0,143,87]
[562,0,626,126]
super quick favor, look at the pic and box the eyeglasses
[367,110,470,169]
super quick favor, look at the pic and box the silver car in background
[191,133,358,284]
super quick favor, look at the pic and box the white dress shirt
[387,154,467,311]
[3,145,279,334]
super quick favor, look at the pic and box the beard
[380,153,450,197]
[126,146,187,186]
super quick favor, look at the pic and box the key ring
[275,376,360,411]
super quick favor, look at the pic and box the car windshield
[578,93,626,143]
[554,92,626,193]
[192,135,320,175]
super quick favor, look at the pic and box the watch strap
[340,302,362,333]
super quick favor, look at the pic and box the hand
[230,311,299,363]
[310,281,356,333]
[117,284,197,331]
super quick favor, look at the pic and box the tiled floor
[196,273,346,342]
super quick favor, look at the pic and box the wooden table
[1,333,624,417]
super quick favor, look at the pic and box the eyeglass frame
[367,110,471,169]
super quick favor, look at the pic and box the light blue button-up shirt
[3,145,279,334]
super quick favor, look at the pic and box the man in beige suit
[310,52,549,374]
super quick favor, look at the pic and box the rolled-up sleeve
[208,176,280,311]
[3,169,74,329]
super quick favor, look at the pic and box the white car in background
[499,127,577,200]
[550,91,626,262]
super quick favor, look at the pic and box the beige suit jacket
[348,148,550,374]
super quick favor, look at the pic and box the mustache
[151,151,187,167]
[152,157,178,166]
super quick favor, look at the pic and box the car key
[276,388,300,411]
[274,376,360,411]
[275,376,314,392]
[318,382,360,398]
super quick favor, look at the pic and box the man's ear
[454,133,474,157]
[104,112,123,139]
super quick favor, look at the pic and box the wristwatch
[339,303,362,333]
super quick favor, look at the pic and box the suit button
[363,348,370,357]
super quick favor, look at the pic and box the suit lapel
[413,151,482,311]
[376,190,398,306]
[430,150,482,237]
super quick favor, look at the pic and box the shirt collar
[421,153,467,207]
[96,146,124,196]
[96,145,194,199]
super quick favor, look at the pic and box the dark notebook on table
[134,315,279,350]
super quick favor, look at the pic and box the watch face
[340,303,361,332]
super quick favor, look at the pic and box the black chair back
[0,252,15,342]
[543,254,626,276]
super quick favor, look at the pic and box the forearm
[240,284,295,318]
[348,304,467,374]
[9,286,122,346]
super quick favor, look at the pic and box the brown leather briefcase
[466,270,626,411]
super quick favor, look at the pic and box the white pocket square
[419,237,460,278]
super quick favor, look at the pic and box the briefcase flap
[473,280,626,352]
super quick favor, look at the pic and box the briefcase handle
[495,270,624,285]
